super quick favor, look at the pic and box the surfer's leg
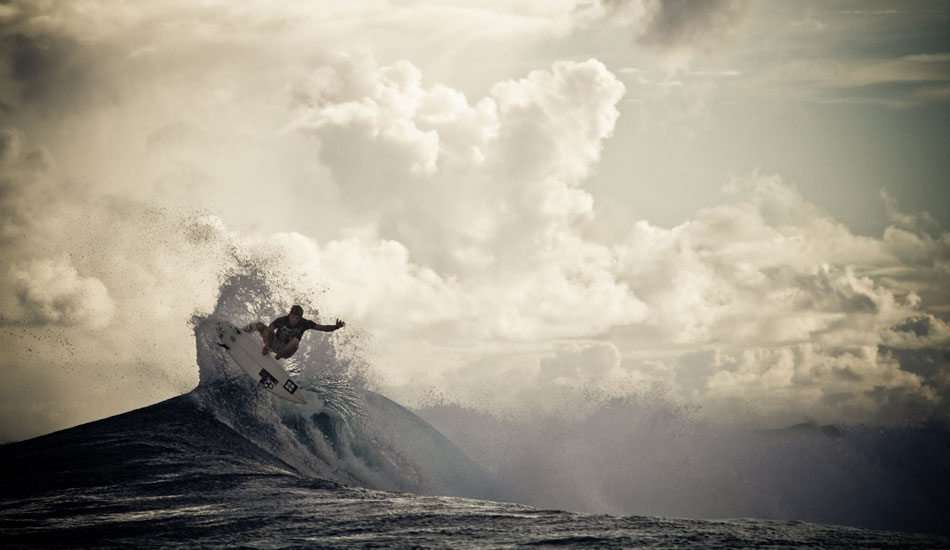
[267,335,284,352]
[244,321,266,334]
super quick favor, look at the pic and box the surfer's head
[289,305,304,324]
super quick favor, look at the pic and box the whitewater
[2,276,949,548]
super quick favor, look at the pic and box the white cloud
[289,56,645,341]
[266,231,467,330]
[293,57,625,259]
[379,161,945,423]
[5,257,115,329]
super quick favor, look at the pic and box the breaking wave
[186,266,493,498]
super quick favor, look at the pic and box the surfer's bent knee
[245,321,267,334]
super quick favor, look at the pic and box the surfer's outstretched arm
[313,319,345,332]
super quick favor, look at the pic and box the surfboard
[214,320,308,405]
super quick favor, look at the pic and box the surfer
[245,305,344,360]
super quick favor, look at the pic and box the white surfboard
[214,320,307,405]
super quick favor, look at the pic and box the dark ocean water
[2,394,948,550]
[2,315,948,549]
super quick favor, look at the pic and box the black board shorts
[267,335,297,358]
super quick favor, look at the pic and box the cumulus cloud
[6,257,115,329]
[292,56,647,341]
[293,55,626,255]
[262,231,467,330]
[389,168,949,426]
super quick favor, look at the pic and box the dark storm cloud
[638,0,752,51]
[0,8,101,111]
[8,33,57,92]
[881,346,950,421]
[894,315,941,338]
[601,0,753,53]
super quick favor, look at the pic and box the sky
[1,0,948,442]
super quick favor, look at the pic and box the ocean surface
[2,315,948,548]
[3,394,948,550]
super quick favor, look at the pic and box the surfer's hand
[335,319,345,330]
[262,346,270,356]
